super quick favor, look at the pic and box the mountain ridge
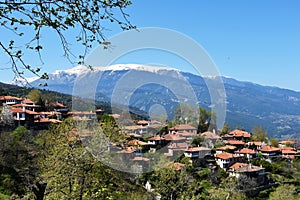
[27,64,300,138]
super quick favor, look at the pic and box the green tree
[251,126,268,142]
[191,134,204,147]
[173,104,197,124]
[270,138,279,147]
[149,166,189,200]
[0,0,134,82]
[220,123,230,136]
[0,126,40,198]
[269,184,300,200]
[38,119,143,199]
[207,177,246,200]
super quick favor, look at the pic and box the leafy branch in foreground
[0,0,135,83]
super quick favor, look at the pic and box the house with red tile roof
[258,145,281,157]
[201,131,221,141]
[0,96,22,105]
[165,142,188,157]
[216,145,237,154]
[177,130,196,141]
[222,129,251,142]
[215,152,243,169]
[281,148,298,159]
[147,135,166,146]
[228,162,265,181]
[235,148,257,160]
[169,124,197,134]
[122,125,148,136]
[225,139,245,148]
[247,141,264,150]
[184,146,211,158]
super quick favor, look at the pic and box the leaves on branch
[0,0,135,85]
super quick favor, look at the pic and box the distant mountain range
[29,64,300,138]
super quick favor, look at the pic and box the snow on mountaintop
[52,64,179,76]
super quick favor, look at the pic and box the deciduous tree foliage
[0,0,134,82]
[38,119,146,199]
[251,126,268,142]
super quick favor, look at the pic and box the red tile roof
[186,146,211,152]
[229,162,248,170]
[228,163,264,173]
[228,129,251,138]
[201,131,221,140]
[237,148,256,155]
[281,149,297,155]
[167,142,188,150]
[216,145,237,151]
[0,96,22,101]
[226,140,245,145]
[136,120,149,125]
[11,108,24,113]
[148,135,165,141]
[169,124,197,131]
[127,139,148,146]
[249,141,263,146]
[164,133,185,141]
[25,110,39,115]
[215,152,241,160]
[22,98,35,104]
[178,131,196,137]
[259,145,280,152]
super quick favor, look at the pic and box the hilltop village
[1,94,300,199]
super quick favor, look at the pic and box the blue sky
[1,0,300,91]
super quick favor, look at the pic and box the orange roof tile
[0,95,22,101]
[281,150,297,155]
[22,98,34,104]
[201,131,221,139]
[228,129,251,138]
[127,139,148,146]
[178,130,196,137]
[259,145,280,152]
[25,110,39,115]
[216,145,237,151]
[167,142,188,150]
[229,162,248,170]
[249,141,263,146]
[215,152,241,160]
[226,140,245,145]
[164,133,185,141]
[186,146,211,152]
[148,135,165,141]
[228,163,264,173]
[237,148,256,154]
[11,108,24,113]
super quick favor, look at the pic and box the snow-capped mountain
[30,64,300,138]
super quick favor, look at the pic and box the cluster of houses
[1,95,300,182]
[0,95,104,129]
[114,122,299,182]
